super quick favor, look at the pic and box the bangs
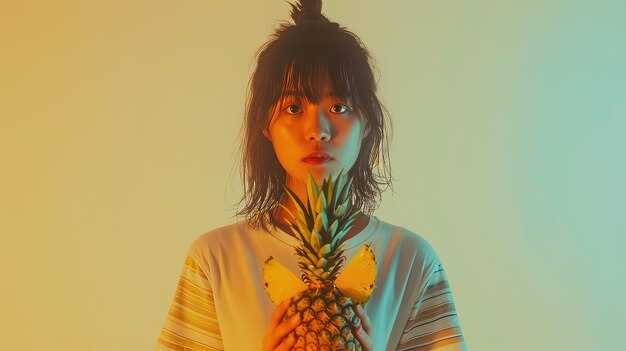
[264,33,372,117]
[281,59,353,102]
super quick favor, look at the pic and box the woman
[155,1,467,350]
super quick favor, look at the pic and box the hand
[262,299,301,351]
[354,304,373,351]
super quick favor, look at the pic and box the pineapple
[262,169,377,351]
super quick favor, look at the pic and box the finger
[270,313,301,347]
[354,304,372,336]
[355,326,373,351]
[274,333,297,351]
[269,299,291,331]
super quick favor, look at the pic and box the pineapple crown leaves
[280,169,356,245]
[279,169,362,283]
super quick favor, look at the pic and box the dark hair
[230,0,395,234]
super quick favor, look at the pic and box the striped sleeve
[155,253,224,351]
[396,262,467,351]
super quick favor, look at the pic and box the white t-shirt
[155,215,467,351]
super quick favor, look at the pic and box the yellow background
[1,0,624,350]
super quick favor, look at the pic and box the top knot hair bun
[289,0,329,25]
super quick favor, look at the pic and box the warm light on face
[264,83,367,188]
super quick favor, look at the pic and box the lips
[302,150,333,161]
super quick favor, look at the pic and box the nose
[305,105,331,142]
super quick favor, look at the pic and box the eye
[330,103,351,114]
[283,104,303,115]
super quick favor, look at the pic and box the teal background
[1,0,624,349]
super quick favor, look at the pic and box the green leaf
[327,256,346,278]
[333,169,345,196]
[282,184,309,217]
[277,203,292,218]
[315,191,327,215]
[288,222,306,242]
[306,172,319,214]
[304,248,319,265]
[328,219,339,238]
[334,203,346,218]
[317,243,331,258]
[310,228,322,251]
[320,211,328,231]
[327,172,335,207]
[296,216,311,239]
[316,258,328,268]
[331,227,350,248]
[314,213,323,234]
[338,176,353,206]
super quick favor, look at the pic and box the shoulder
[374,217,442,270]
[191,218,253,247]
[177,219,256,279]
[185,219,252,260]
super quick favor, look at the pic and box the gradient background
[1,0,624,350]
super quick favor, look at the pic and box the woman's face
[263,83,369,188]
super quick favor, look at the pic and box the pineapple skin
[283,283,363,351]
